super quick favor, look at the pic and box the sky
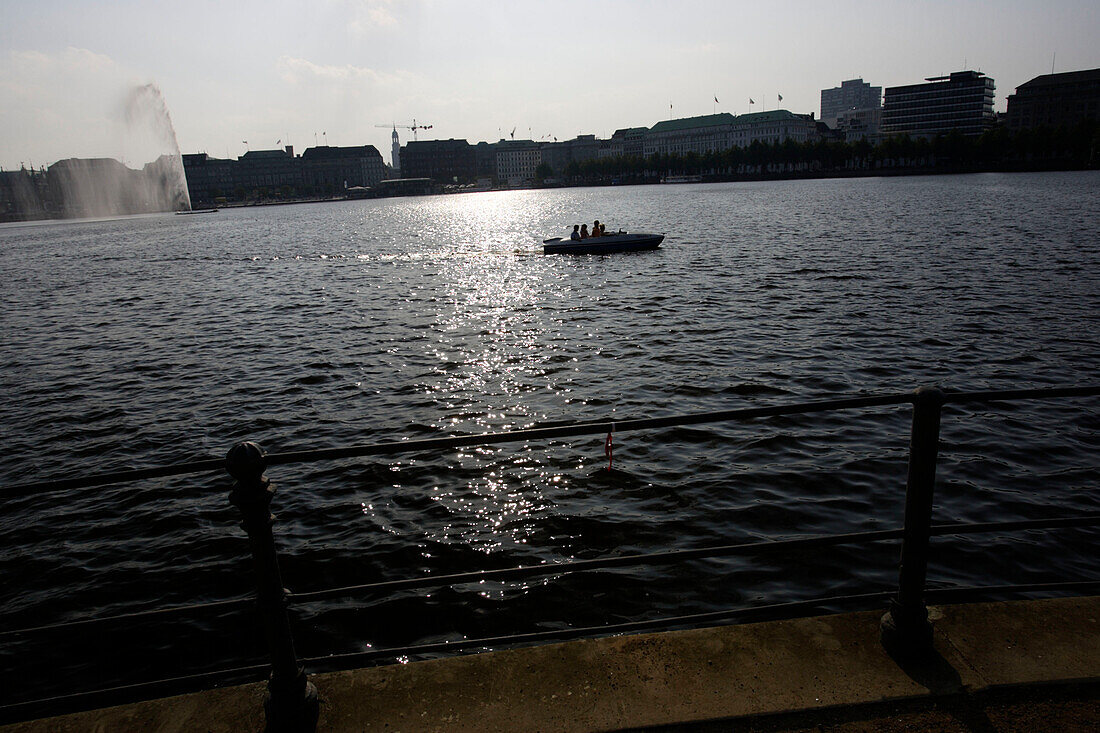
[1,0,1098,171]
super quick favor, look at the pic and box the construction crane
[375,120,433,141]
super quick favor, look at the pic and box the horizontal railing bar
[301,579,1100,670]
[266,393,916,467]
[302,591,895,670]
[943,385,1100,405]
[0,661,269,725]
[4,514,1095,641]
[288,530,906,604]
[925,580,1100,602]
[929,514,1100,537]
[0,393,916,496]
[0,596,254,639]
[5,579,1096,724]
[0,461,224,497]
[289,513,1100,604]
[5,385,1097,496]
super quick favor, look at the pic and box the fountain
[8,83,193,219]
[122,83,192,212]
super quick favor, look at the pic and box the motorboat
[543,232,663,255]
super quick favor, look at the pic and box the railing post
[226,441,319,732]
[881,386,944,657]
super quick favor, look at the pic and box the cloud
[278,56,387,84]
[275,55,417,94]
[348,0,400,34]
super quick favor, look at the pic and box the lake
[1,171,1097,704]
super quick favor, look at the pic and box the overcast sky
[1,0,1098,170]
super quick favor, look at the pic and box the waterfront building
[835,108,883,142]
[538,134,608,176]
[0,168,53,220]
[400,139,477,183]
[645,111,817,157]
[301,145,386,192]
[645,113,735,157]
[495,140,541,186]
[611,127,647,158]
[730,110,818,148]
[235,147,303,193]
[820,79,882,128]
[474,142,497,181]
[181,153,234,203]
[1004,68,1100,130]
[882,70,995,138]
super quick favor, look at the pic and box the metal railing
[1,384,1097,730]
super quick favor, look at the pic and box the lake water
[1,172,1098,705]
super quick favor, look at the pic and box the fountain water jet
[4,84,194,220]
[122,83,192,212]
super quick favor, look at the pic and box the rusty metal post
[881,386,944,657]
[227,441,318,732]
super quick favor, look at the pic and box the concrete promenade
[3,596,1098,732]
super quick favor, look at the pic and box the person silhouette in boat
[570,224,581,241]
[591,220,602,238]
[579,224,589,239]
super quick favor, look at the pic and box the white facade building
[644,111,818,157]
[495,140,542,185]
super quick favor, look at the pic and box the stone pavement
[3,596,1098,732]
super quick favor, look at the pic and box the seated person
[579,224,589,239]
[570,224,581,241]
[591,220,602,237]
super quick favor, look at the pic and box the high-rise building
[1005,68,1100,130]
[820,79,882,127]
[882,70,995,138]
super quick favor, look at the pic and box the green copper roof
[650,113,736,133]
[649,110,808,133]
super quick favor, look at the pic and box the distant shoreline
[2,163,1094,223]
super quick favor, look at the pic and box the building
[400,139,477,183]
[644,111,817,157]
[474,142,497,181]
[835,108,883,142]
[538,135,610,176]
[301,145,386,192]
[495,140,541,185]
[611,127,647,158]
[390,128,401,172]
[0,168,52,220]
[1005,68,1100,130]
[181,153,234,203]
[645,114,735,157]
[729,111,818,148]
[821,79,882,128]
[882,70,995,138]
[235,147,302,193]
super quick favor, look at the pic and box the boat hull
[543,233,663,255]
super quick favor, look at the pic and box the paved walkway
[3,596,1098,732]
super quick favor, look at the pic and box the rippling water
[1,172,1098,704]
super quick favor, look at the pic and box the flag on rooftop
[778,94,783,101]
[749,98,755,104]
[714,96,719,103]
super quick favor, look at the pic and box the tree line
[543,119,1099,184]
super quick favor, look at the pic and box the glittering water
[0,172,1098,704]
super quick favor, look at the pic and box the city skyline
[1,0,1098,171]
